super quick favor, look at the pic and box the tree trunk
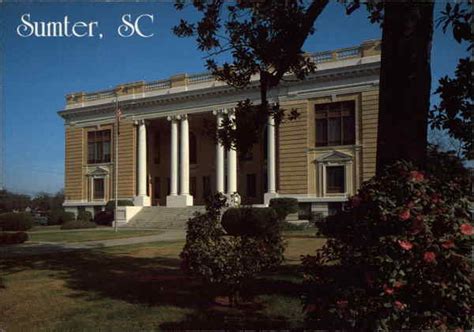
[376,0,434,175]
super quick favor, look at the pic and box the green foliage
[77,210,93,222]
[269,197,299,221]
[0,212,33,231]
[94,211,114,226]
[60,220,97,230]
[31,190,65,211]
[181,193,285,304]
[430,58,472,158]
[279,221,309,231]
[0,231,29,245]
[0,190,31,212]
[173,1,327,153]
[302,161,472,330]
[221,207,279,237]
[47,210,75,225]
[105,200,134,212]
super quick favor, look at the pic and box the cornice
[58,61,380,124]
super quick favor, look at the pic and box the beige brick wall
[64,127,84,200]
[278,102,309,194]
[116,121,137,198]
[64,121,137,202]
[360,89,379,181]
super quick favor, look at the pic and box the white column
[169,116,178,196]
[166,115,193,207]
[227,110,237,194]
[134,120,151,206]
[267,115,276,193]
[180,115,190,195]
[264,114,278,205]
[213,110,225,193]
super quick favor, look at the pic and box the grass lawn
[0,232,325,330]
[27,229,164,243]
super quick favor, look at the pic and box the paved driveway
[0,229,185,258]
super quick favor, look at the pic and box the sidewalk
[0,229,186,258]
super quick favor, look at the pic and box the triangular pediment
[316,151,352,162]
[87,166,109,176]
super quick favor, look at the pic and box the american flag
[115,107,122,135]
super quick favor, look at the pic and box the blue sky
[0,1,468,195]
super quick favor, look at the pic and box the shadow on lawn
[0,249,304,329]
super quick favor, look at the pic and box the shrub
[60,220,97,230]
[269,197,298,221]
[94,211,114,226]
[76,210,92,222]
[280,221,310,231]
[0,212,33,231]
[105,200,134,212]
[0,232,29,245]
[221,207,279,237]
[181,193,285,305]
[47,210,75,225]
[302,161,472,330]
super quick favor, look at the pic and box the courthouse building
[59,40,381,224]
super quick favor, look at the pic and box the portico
[133,109,278,208]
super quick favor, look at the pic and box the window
[88,130,111,164]
[153,133,160,164]
[190,132,197,164]
[246,173,256,197]
[202,176,211,199]
[93,178,105,199]
[315,101,355,146]
[154,177,160,199]
[326,166,345,194]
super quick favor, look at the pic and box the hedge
[0,231,29,245]
[269,197,299,221]
[77,210,93,222]
[0,212,33,231]
[60,220,97,230]
[221,207,279,237]
[94,211,114,226]
[47,210,75,225]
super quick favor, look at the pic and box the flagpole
[114,95,119,233]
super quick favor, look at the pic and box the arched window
[190,132,197,164]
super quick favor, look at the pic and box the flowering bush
[180,193,285,305]
[302,161,472,330]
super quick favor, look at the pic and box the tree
[0,190,31,212]
[375,1,434,173]
[429,2,472,160]
[174,0,328,154]
[430,58,472,159]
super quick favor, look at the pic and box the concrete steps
[122,206,205,229]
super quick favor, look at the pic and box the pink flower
[383,284,394,295]
[398,240,413,251]
[409,170,425,182]
[394,301,407,310]
[460,223,473,236]
[336,300,348,309]
[399,209,411,221]
[423,251,436,263]
[441,239,455,249]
